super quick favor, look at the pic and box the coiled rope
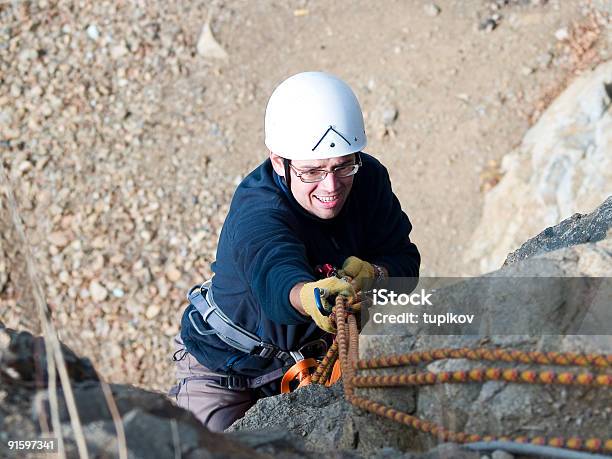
[312,295,612,454]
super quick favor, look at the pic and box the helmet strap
[283,158,292,191]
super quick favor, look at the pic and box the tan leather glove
[338,256,375,292]
[300,277,355,333]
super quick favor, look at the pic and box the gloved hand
[338,256,375,292]
[300,277,355,333]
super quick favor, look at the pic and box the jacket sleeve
[363,163,421,277]
[231,210,316,325]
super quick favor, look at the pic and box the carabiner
[314,287,333,316]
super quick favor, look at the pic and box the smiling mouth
[314,194,339,203]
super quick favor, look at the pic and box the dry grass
[2,162,128,458]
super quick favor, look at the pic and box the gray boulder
[504,195,611,266]
[0,323,328,458]
[0,324,98,385]
[376,236,612,451]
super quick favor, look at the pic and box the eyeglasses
[289,157,362,183]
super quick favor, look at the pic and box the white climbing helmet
[265,72,367,160]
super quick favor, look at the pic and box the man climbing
[170,71,420,431]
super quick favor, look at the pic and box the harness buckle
[225,375,247,390]
[251,342,277,359]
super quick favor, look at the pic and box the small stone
[48,231,69,248]
[112,288,125,298]
[108,343,121,358]
[135,346,145,359]
[18,49,37,61]
[145,304,161,319]
[89,281,108,302]
[537,52,553,69]
[110,43,128,59]
[165,265,181,282]
[521,66,534,76]
[110,253,124,265]
[59,271,70,284]
[382,107,398,126]
[86,24,100,40]
[479,18,498,32]
[90,252,105,271]
[5,367,20,380]
[18,161,33,173]
[91,236,106,249]
[0,330,10,350]
[424,3,441,17]
[196,22,228,59]
[157,279,170,299]
[555,27,569,41]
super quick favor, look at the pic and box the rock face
[504,195,611,266]
[0,324,320,459]
[409,236,612,450]
[228,384,353,451]
[232,198,612,456]
[0,322,478,459]
[0,325,98,384]
[465,60,612,274]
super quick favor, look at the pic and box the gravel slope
[1,0,610,390]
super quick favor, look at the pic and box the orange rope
[332,293,612,454]
[357,348,612,370]
[347,394,612,453]
[349,368,611,388]
[335,296,352,396]
[311,341,338,385]
[347,314,359,378]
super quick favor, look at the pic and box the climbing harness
[188,281,295,363]
[187,280,332,391]
[311,293,612,455]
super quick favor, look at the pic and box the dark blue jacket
[181,153,420,383]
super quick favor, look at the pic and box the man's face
[275,153,357,220]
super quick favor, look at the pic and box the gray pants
[169,335,258,432]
